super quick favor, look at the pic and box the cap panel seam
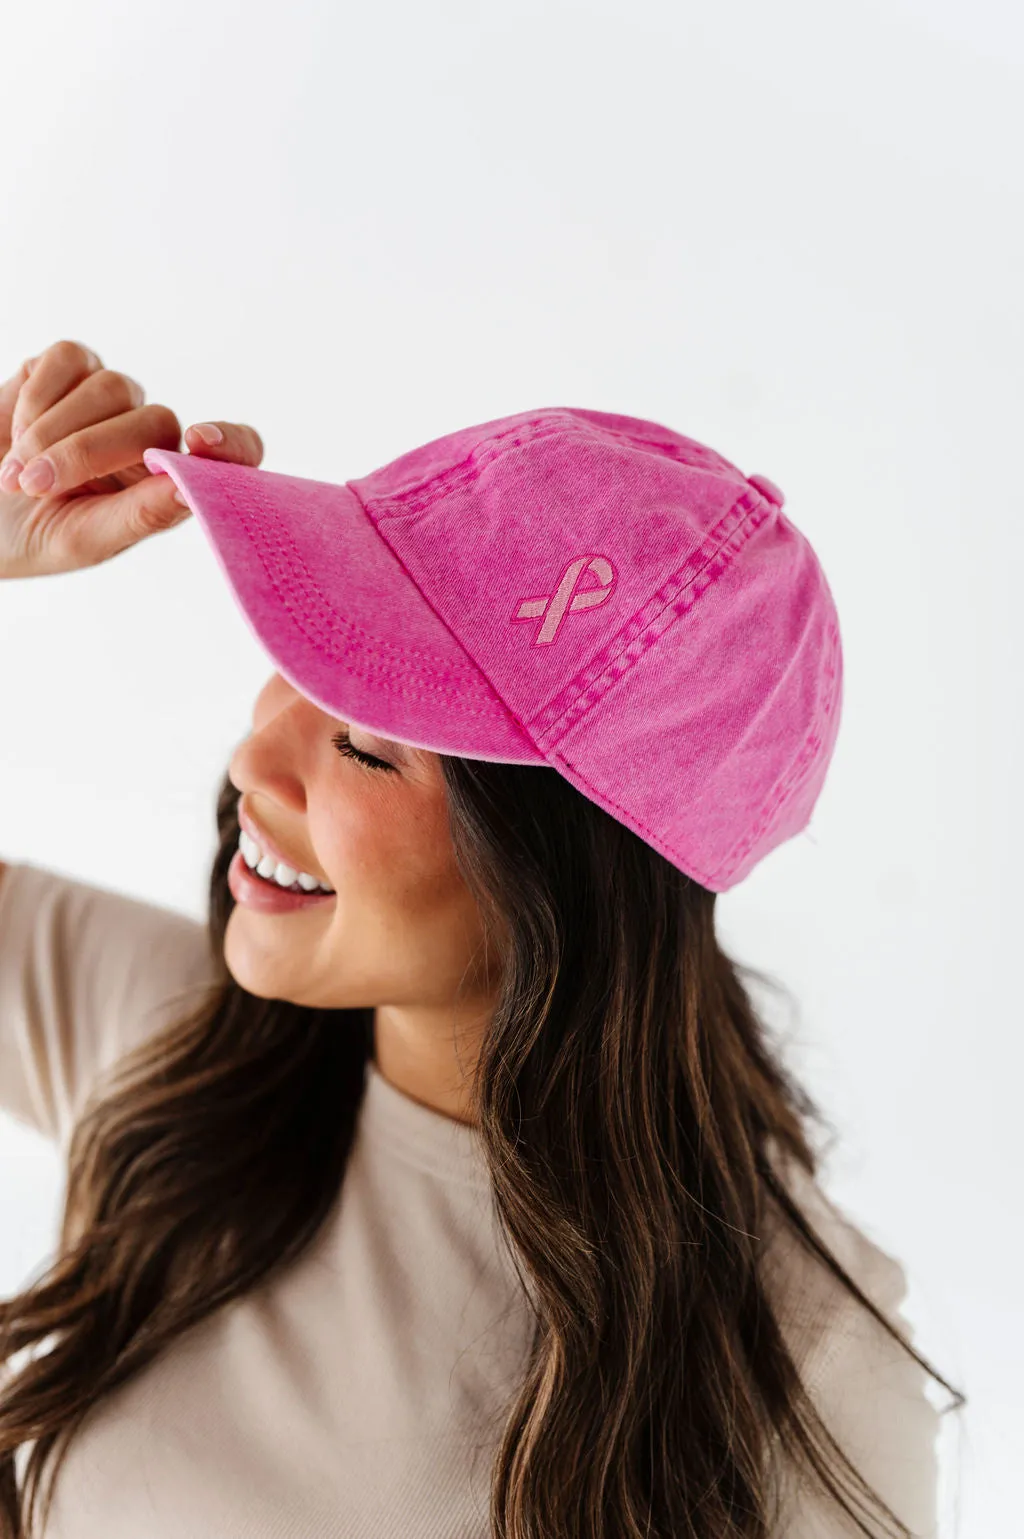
[360,415,749,523]
[705,617,841,885]
[529,488,774,750]
[361,416,565,519]
[550,618,839,890]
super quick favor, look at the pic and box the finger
[7,340,105,445]
[0,360,33,453]
[0,355,51,447]
[13,404,182,498]
[183,421,264,466]
[49,472,194,572]
[1,367,152,488]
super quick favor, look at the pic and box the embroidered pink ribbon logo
[512,555,617,645]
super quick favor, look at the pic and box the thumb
[122,470,194,538]
[71,469,194,568]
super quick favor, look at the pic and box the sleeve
[0,860,223,1151]
[771,1225,943,1539]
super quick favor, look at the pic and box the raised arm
[0,338,265,1143]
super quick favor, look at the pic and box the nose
[228,688,311,816]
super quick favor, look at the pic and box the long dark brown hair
[0,756,964,1538]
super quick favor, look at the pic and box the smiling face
[224,671,504,1121]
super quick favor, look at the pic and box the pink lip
[237,801,328,886]
[227,849,336,914]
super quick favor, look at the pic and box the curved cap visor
[143,448,543,762]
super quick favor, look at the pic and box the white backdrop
[1,1,1020,1533]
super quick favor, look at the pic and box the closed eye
[331,728,395,772]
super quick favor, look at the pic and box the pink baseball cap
[143,406,843,893]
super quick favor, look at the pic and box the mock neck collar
[358,1057,492,1189]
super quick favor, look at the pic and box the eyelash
[330,728,395,772]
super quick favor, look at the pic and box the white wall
[2,1,1019,1532]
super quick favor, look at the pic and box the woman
[0,340,963,1539]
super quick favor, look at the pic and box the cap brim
[143,449,542,763]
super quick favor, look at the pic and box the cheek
[314,799,387,885]
[311,784,440,881]
[313,787,460,914]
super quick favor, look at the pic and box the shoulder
[0,860,222,1143]
[10,858,218,1004]
[759,1142,942,1538]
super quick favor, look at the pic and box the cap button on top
[748,473,784,507]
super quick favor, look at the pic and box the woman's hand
[0,339,264,579]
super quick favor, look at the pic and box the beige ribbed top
[0,861,942,1537]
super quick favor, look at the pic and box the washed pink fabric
[144,406,843,891]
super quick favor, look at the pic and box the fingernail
[190,422,223,446]
[19,457,55,494]
[173,490,190,506]
[0,457,24,492]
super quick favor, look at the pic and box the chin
[222,916,293,1000]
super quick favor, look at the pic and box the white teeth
[237,829,335,894]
